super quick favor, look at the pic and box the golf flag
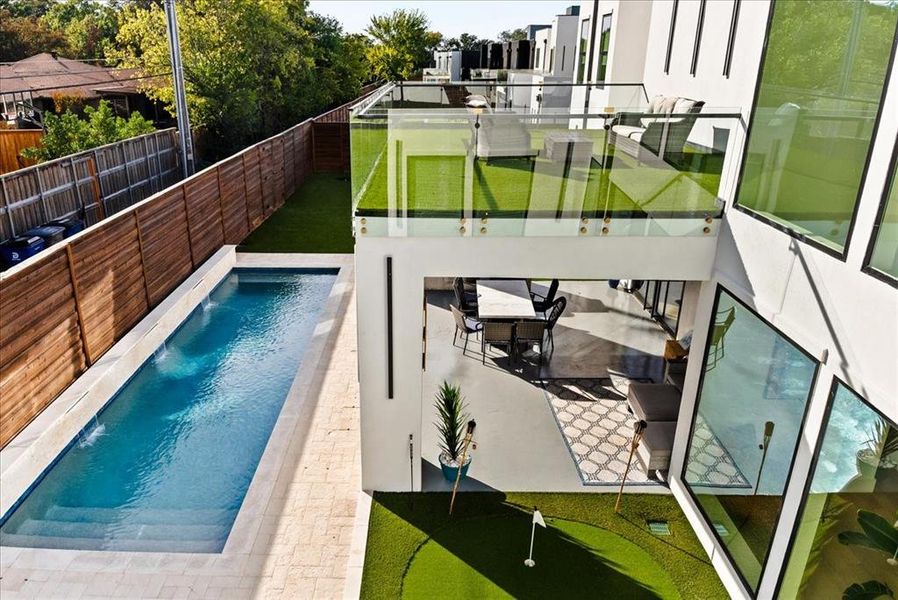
[533,509,546,528]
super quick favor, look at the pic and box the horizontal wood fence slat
[0,116,323,448]
[0,129,180,245]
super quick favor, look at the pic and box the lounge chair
[609,95,705,164]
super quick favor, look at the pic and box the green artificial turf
[360,492,728,600]
[239,173,354,253]
[351,124,724,218]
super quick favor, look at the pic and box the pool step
[0,532,220,553]
[15,518,231,543]
[44,505,235,526]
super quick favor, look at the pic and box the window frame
[731,0,898,261]
[690,0,707,76]
[861,135,898,288]
[664,0,679,74]
[723,0,741,78]
[679,283,820,597]
[772,376,897,597]
[577,17,591,83]
[596,12,613,89]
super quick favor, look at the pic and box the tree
[498,28,527,42]
[440,33,490,51]
[114,0,366,159]
[42,0,119,59]
[365,9,438,81]
[21,99,155,162]
[0,10,69,61]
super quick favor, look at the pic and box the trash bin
[48,217,85,238]
[0,236,45,267]
[24,225,66,246]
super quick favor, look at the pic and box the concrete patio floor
[421,280,671,493]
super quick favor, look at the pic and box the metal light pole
[164,0,194,177]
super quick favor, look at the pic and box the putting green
[402,515,681,599]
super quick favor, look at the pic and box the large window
[735,0,898,255]
[690,0,707,76]
[865,138,898,284]
[683,287,818,593]
[595,13,612,87]
[577,18,590,83]
[664,0,679,74]
[777,381,897,599]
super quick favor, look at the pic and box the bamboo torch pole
[615,420,647,514]
[449,420,477,515]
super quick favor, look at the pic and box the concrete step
[0,532,220,553]
[44,505,234,527]
[15,518,229,543]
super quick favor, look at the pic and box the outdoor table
[476,279,536,321]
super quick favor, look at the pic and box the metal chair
[707,307,735,371]
[451,305,482,354]
[531,279,560,313]
[454,277,478,314]
[515,320,547,367]
[544,296,567,352]
[481,321,514,364]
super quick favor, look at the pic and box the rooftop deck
[351,82,743,238]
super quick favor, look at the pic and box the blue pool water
[0,268,337,553]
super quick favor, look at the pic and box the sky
[307,1,575,39]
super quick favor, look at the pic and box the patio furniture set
[451,277,566,367]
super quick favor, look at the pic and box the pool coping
[0,248,354,572]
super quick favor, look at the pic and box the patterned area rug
[684,414,751,489]
[543,378,749,488]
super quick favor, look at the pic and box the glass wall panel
[736,0,898,253]
[683,288,818,592]
[778,382,898,599]
[867,143,898,281]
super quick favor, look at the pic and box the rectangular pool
[0,268,338,553]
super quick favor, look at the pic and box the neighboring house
[0,53,170,128]
[351,2,897,600]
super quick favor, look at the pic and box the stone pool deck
[0,253,365,599]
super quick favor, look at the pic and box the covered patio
[420,279,682,493]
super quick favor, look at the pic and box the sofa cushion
[628,383,682,422]
[641,95,679,127]
[646,94,665,114]
[611,124,646,141]
[636,421,676,472]
[673,97,697,114]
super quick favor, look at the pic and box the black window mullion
[690,0,707,76]
[723,0,741,77]
[664,0,680,74]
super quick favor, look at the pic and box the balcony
[351,82,744,238]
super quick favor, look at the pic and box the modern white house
[352,0,897,598]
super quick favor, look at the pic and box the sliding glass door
[682,286,818,593]
[642,280,684,337]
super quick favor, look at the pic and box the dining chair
[544,296,567,352]
[481,321,514,364]
[515,320,547,366]
[532,279,560,313]
[454,277,478,314]
[451,305,482,354]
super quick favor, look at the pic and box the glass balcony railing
[351,82,744,237]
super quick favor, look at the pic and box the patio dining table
[476,279,537,321]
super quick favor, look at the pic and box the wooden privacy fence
[0,119,315,448]
[0,129,43,175]
[311,83,380,172]
[0,129,180,245]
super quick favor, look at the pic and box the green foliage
[114,0,367,159]
[42,0,119,59]
[440,33,491,51]
[434,382,468,461]
[0,9,69,61]
[365,9,439,81]
[21,100,155,162]
[498,28,527,42]
[842,580,894,600]
[838,509,898,555]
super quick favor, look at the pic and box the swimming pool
[0,268,337,553]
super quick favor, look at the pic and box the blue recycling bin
[48,217,85,238]
[0,236,45,267]
[24,225,66,246]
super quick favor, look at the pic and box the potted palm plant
[435,382,473,482]
[856,419,898,479]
